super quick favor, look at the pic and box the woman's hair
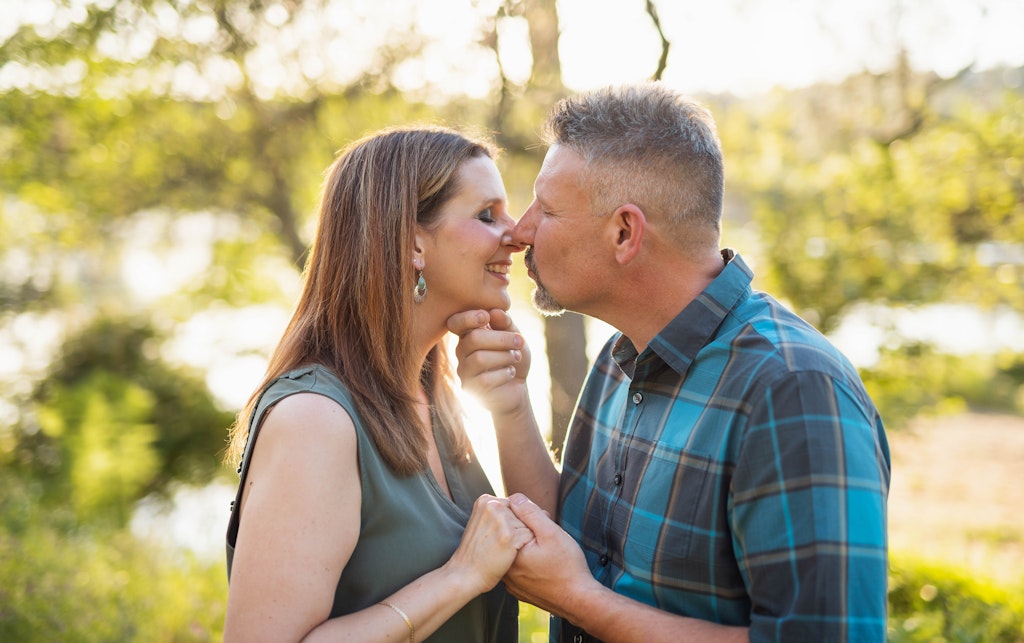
[543,82,724,252]
[226,126,497,475]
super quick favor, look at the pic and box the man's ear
[610,204,645,264]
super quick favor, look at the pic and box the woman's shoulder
[258,364,356,413]
[261,389,356,445]
[268,364,349,395]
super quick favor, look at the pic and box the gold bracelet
[378,600,415,643]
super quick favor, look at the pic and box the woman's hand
[445,494,535,594]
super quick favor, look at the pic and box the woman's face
[417,155,522,314]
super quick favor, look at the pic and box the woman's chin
[477,293,512,313]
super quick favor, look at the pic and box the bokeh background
[2,0,1023,640]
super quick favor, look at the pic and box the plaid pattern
[555,251,890,642]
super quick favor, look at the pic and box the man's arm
[506,494,748,643]
[733,371,890,641]
[449,309,560,513]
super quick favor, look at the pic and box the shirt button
[632,392,643,404]
[573,635,584,643]
[613,473,623,486]
[599,553,609,566]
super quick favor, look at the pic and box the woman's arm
[304,493,532,642]
[224,393,531,643]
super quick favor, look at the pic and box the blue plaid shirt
[555,251,890,642]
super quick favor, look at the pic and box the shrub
[888,556,1024,642]
[0,471,227,642]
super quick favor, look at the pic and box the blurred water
[829,302,1024,367]
[130,480,237,561]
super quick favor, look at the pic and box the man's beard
[525,247,566,317]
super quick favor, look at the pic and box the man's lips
[524,249,539,280]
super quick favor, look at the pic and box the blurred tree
[0,0,436,270]
[484,0,630,459]
[14,316,235,525]
[0,0,442,503]
[716,64,1024,333]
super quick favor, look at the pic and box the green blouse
[226,365,518,643]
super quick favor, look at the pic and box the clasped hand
[449,494,534,594]
[454,492,592,618]
[501,494,594,617]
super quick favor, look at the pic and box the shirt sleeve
[730,370,890,642]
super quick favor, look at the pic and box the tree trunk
[521,0,588,460]
[543,313,587,460]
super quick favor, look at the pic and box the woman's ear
[611,204,645,264]
[413,227,427,270]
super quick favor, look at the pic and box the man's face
[513,145,607,317]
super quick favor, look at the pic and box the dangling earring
[414,270,427,303]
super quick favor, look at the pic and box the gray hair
[542,82,724,251]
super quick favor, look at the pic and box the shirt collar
[612,249,753,378]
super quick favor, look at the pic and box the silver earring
[414,271,427,303]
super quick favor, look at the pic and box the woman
[224,126,530,642]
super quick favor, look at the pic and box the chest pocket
[612,445,714,583]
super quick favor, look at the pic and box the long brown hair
[225,126,496,475]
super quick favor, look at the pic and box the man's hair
[543,82,724,251]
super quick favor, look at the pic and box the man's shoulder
[715,291,863,387]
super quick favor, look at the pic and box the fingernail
[511,494,528,505]
[512,335,523,349]
[512,350,522,362]
[507,366,516,377]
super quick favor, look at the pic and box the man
[450,82,890,642]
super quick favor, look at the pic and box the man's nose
[501,232,526,252]
[512,202,538,246]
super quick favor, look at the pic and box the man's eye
[477,208,495,223]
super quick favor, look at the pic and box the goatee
[525,247,567,316]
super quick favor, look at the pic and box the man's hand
[447,309,531,416]
[450,311,560,514]
[504,493,595,617]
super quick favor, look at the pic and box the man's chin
[531,288,566,317]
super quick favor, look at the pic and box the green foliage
[888,556,1024,642]
[714,74,1024,333]
[0,471,227,642]
[859,342,970,430]
[519,558,1024,643]
[519,603,550,643]
[859,344,1024,430]
[36,370,160,523]
[14,316,235,526]
[0,0,446,268]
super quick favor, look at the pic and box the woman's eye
[477,208,495,223]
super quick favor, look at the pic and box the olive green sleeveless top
[226,365,518,643]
